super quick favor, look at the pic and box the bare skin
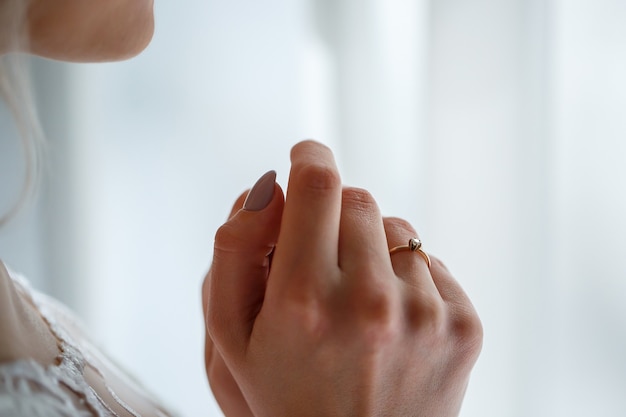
[2,1,482,415]
[0,263,173,416]
[1,0,154,60]
[0,264,59,365]
[0,0,154,359]
[1,0,160,415]
[203,141,482,417]
[0,0,155,361]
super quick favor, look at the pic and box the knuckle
[294,162,341,192]
[213,221,243,253]
[348,283,400,347]
[360,287,394,323]
[451,305,484,357]
[281,294,329,340]
[405,291,446,333]
[273,267,339,339]
[383,217,417,235]
[342,187,379,214]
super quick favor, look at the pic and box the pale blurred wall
[1,0,626,416]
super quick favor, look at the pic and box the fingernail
[243,170,276,211]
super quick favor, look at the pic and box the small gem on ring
[409,238,422,251]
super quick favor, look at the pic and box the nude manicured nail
[243,170,276,211]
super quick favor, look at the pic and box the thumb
[204,170,284,362]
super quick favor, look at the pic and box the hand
[203,141,482,417]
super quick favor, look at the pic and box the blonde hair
[0,0,44,227]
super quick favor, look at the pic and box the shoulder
[0,261,21,363]
[0,260,13,294]
[0,260,21,315]
[0,262,58,365]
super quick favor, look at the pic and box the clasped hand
[202,141,482,417]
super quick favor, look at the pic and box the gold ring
[389,238,431,268]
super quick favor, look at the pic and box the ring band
[389,238,431,268]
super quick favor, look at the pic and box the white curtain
[1,0,625,416]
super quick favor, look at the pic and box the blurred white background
[1,0,626,416]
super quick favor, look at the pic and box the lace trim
[0,359,107,417]
[0,268,167,417]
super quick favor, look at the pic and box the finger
[270,141,343,292]
[205,335,255,417]
[429,256,483,353]
[338,187,392,279]
[383,217,438,295]
[204,170,285,360]
[201,182,268,329]
[428,255,476,311]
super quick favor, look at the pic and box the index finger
[270,141,342,292]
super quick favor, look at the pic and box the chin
[109,8,156,62]
[27,0,155,62]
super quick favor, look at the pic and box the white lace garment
[0,268,174,417]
